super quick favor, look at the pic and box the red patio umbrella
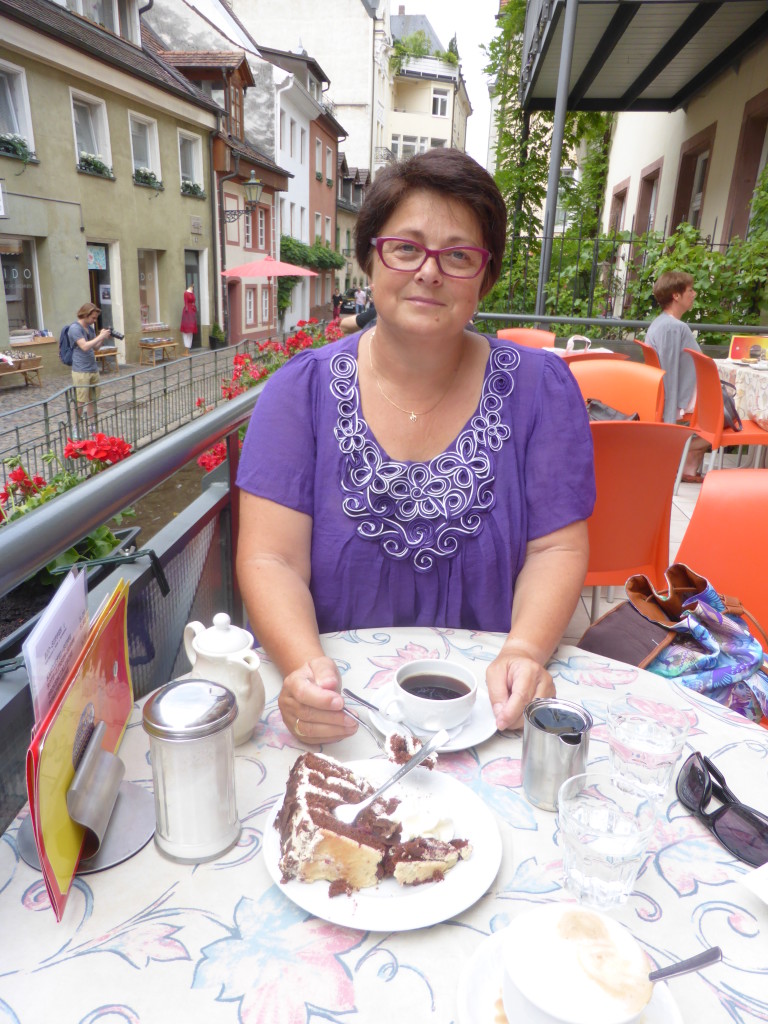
[221,256,317,279]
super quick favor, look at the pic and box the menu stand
[18,721,155,874]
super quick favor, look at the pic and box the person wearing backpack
[69,302,111,429]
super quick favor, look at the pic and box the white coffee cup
[383,659,477,732]
[501,904,653,1024]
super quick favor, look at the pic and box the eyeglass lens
[677,752,768,867]
[374,238,488,278]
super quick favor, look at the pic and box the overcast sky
[409,0,500,166]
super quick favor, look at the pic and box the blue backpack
[59,323,76,366]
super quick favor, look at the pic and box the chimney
[399,5,405,14]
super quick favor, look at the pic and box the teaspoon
[648,946,722,982]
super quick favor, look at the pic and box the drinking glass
[558,772,656,909]
[607,700,689,802]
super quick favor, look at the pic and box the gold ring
[295,717,303,738]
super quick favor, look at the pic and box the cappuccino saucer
[367,684,497,753]
[455,927,683,1024]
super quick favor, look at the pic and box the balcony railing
[0,384,263,831]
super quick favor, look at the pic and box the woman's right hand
[278,656,358,744]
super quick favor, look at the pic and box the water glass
[607,700,689,802]
[558,772,656,909]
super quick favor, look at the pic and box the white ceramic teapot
[183,613,264,745]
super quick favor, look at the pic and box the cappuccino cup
[501,904,653,1024]
[382,659,477,732]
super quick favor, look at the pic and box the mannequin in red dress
[180,287,197,353]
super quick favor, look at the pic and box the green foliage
[390,30,433,73]
[78,152,114,177]
[181,180,205,198]
[209,322,225,343]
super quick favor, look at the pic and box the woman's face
[368,190,486,341]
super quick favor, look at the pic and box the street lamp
[223,170,264,222]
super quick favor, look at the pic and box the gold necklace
[367,328,460,423]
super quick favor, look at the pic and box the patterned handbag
[580,563,768,723]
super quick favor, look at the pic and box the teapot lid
[194,613,254,655]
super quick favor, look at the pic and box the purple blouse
[236,334,595,634]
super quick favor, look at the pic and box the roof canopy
[520,0,768,112]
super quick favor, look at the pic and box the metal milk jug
[521,698,593,811]
[183,613,264,745]
[143,679,241,863]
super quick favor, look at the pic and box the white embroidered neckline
[330,344,519,571]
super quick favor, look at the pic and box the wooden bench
[96,347,119,374]
[138,340,178,366]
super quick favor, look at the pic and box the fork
[334,729,449,825]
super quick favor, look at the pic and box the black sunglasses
[676,752,768,867]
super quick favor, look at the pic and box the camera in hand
[108,328,125,340]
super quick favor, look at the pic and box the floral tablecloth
[717,359,768,431]
[1,628,767,1024]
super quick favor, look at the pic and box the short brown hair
[652,271,693,308]
[77,302,101,318]
[355,149,506,298]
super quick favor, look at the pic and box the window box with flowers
[315,170,323,181]
[181,180,206,199]
[0,434,137,654]
[77,152,115,179]
[133,167,164,190]
[326,177,333,188]
[0,133,37,164]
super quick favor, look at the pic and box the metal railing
[0,383,263,831]
[0,341,256,487]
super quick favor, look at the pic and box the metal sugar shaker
[142,678,240,863]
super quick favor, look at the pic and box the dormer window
[52,0,139,43]
[229,79,243,140]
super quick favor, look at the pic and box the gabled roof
[157,48,256,87]
[0,0,219,112]
[255,44,330,85]
[521,0,768,112]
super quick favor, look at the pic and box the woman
[180,286,197,354]
[236,149,595,743]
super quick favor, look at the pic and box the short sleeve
[236,353,319,515]
[522,355,595,539]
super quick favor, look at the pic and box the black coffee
[400,674,471,701]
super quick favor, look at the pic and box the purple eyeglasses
[371,237,491,279]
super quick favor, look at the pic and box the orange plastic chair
[632,338,661,369]
[728,335,768,360]
[568,360,666,422]
[496,327,556,348]
[676,469,768,654]
[562,350,630,364]
[683,348,768,473]
[586,421,693,621]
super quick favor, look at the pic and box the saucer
[455,927,683,1024]
[367,684,497,753]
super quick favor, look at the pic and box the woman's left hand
[486,651,555,731]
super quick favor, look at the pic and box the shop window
[1,236,39,331]
[137,249,160,324]
[71,90,112,167]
